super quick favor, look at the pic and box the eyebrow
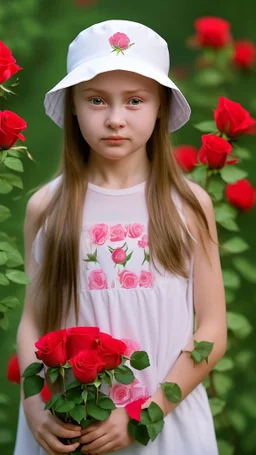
[82,88,151,94]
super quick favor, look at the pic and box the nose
[105,108,126,129]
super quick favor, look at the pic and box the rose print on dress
[108,242,133,267]
[126,223,144,239]
[139,270,155,288]
[89,224,108,245]
[121,338,140,357]
[110,224,127,242]
[88,269,108,290]
[118,270,139,289]
[109,32,135,56]
[138,234,150,265]
[83,247,99,265]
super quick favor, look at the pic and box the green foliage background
[0,0,256,454]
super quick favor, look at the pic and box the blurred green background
[1,0,256,454]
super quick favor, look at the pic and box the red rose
[0,110,27,150]
[225,179,256,211]
[214,96,256,138]
[7,354,21,384]
[198,134,232,169]
[194,17,231,49]
[174,145,198,172]
[66,326,99,359]
[233,40,256,69]
[69,350,104,383]
[35,329,68,367]
[41,382,52,403]
[97,333,127,370]
[0,41,22,84]
[124,397,150,422]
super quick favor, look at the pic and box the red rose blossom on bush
[66,326,99,359]
[0,41,22,85]
[233,40,256,69]
[7,354,20,384]
[225,179,256,211]
[198,134,232,169]
[0,110,27,149]
[174,145,198,172]
[97,333,127,370]
[194,17,231,49]
[214,96,256,138]
[35,329,68,367]
[69,350,104,383]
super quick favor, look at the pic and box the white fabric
[13,175,218,455]
[43,19,191,133]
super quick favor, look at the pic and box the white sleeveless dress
[13,175,218,455]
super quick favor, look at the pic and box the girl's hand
[23,397,82,455]
[80,408,135,454]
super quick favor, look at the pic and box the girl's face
[72,70,161,161]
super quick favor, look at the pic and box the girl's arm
[144,181,227,416]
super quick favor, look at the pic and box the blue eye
[129,98,142,106]
[90,97,103,105]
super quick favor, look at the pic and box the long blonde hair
[34,84,209,335]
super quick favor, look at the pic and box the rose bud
[0,110,27,150]
[198,134,232,169]
[194,17,231,49]
[111,248,126,264]
[214,96,256,138]
[174,145,198,172]
[233,40,256,69]
[0,41,22,84]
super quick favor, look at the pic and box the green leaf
[86,402,111,421]
[5,249,24,267]
[5,269,30,284]
[0,428,13,445]
[0,205,11,223]
[0,177,12,194]
[213,373,233,398]
[193,120,217,133]
[22,362,43,378]
[66,388,83,405]
[147,402,164,423]
[0,241,16,253]
[191,166,208,185]
[217,439,235,455]
[66,380,82,391]
[193,340,214,363]
[98,396,116,410]
[81,390,88,402]
[69,405,86,424]
[213,357,234,372]
[0,273,9,285]
[218,219,239,232]
[209,397,226,416]
[140,409,151,425]
[235,350,254,370]
[227,312,253,339]
[0,173,23,189]
[130,351,150,370]
[207,178,225,201]
[0,393,9,405]
[219,166,247,184]
[4,157,24,172]
[114,366,135,384]
[214,204,237,223]
[0,314,9,329]
[23,375,44,399]
[191,350,202,363]
[128,420,150,446]
[232,258,256,283]
[54,397,75,413]
[49,367,60,384]
[0,251,8,265]
[232,147,251,160]
[195,68,225,87]
[222,237,249,254]
[222,269,240,289]
[160,382,182,403]
[147,419,164,442]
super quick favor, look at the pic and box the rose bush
[194,17,231,49]
[233,40,256,69]
[0,110,27,149]
[0,41,22,85]
[214,96,256,138]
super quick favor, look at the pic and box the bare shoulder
[185,178,213,210]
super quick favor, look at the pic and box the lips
[104,136,127,140]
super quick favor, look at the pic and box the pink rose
[118,270,138,289]
[109,32,130,50]
[89,224,108,245]
[139,270,155,288]
[138,234,148,248]
[88,269,108,290]
[109,384,132,406]
[110,224,127,242]
[130,379,149,401]
[121,338,140,357]
[126,223,144,238]
[111,248,126,264]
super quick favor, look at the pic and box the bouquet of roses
[22,326,171,452]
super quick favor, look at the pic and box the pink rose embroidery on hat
[109,32,135,55]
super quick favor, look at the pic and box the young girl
[14,19,227,455]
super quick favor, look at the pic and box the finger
[48,419,82,439]
[80,427,107,445]
[80,434,109,453]
[85,442,120,455]
[44,433,80,453]
[51,414,82,432]
[81,423,101,435]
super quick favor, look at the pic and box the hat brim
[44,55,191,132]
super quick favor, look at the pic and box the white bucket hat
[44,19,191,133]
